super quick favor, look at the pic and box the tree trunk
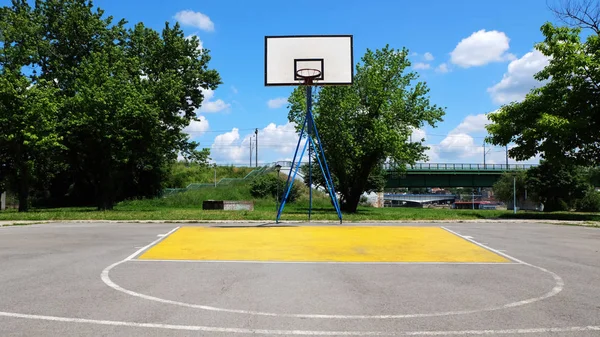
[18,181,29,212]
[97,173,115,211]
[340,187,364,213]
[17,164,29,212]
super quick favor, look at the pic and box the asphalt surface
[0,221,599,336]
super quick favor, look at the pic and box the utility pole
[513,175,517,214]
[505,145,509,168]
[255,128,258,167]
[483,141,486,168]
[249,135,253,167]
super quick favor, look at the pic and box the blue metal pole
[306,85,313,222]
[276,114,308,223]
[309,137,343,220]
[277,137,309,221]
[309,109,343,223]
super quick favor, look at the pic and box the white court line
[441,226,564,309]
[0,311,599,335]
[440,227,527,264]
[100,226,565,319]
[124,226,180,261]
[129,259,517,265]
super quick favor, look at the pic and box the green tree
[526,161,590,211]
[486,14,600,165]
[492,170,529,205]
[21,0,220,210]
[250,174,299,203]
[287,46,444,212]
[0,2,64,212]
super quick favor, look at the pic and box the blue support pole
[306,85,313,222]
[276,114,307,223]
[309,137,343,221]
[276,134,309,223]
[308,109,343,223]
[276,83,342,223]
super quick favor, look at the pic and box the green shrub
[250,174,300,203]
[544,198,570,212]
[575,191,600,212]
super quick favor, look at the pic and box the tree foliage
[250,174,299,203]
[492,170,529,204]
[574,190,600,212]
[526,161,590,211]
[300,161,386,195]
[0,2,64,211]
[288,46,445,212]
[486,6,600,165]
[0,0,219,210]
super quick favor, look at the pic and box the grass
[1,180,599,223]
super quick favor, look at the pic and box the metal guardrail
[276,161,537,171]
[383,163,537,171]
[162,164,275,197]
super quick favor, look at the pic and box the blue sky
[9,0,559,165]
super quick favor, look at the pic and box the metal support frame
[276,86,342,223]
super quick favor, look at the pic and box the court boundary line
[124,226,180,261]
[1,310,599,335]
[440,226,525,264]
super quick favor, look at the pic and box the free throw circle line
[101,235,564,319]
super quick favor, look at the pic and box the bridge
[274,161,536,188]
[384,193,457,203]
[384,163,536,188]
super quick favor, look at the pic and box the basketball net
[296,68,321,86]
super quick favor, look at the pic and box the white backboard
[264,35,353,86]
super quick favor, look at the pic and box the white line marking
[157,234,165,237]
[440,227,525,264]
[463,236,474,239]
[124,227,180,261]
[441,226,564,309]
[101,228,564,319]
[129,260,517,265]
[0,311,599,335]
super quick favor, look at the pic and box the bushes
[575,191,600,212]
[543,198,570,212]
[250,174,300,203]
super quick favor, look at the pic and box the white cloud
[183,116,209,135]
[185,33,203,52]
[199,88,230,113]
[231,86,238,94]
[438,132,482,159]
[423,52,434,61]
[452,113,490,134]
[487,49,550,105]
[413,62,431,70]
[436,63,449,73]
[450,30,516,68]
[421,113,540,164]
[410,127,427,141]
[267,97,288,109]
[210,122,301,164]
[174,10,214,31]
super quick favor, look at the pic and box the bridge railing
[383,163,537,171]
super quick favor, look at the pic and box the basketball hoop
[296,68,322,85]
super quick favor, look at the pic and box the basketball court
[1,34,598,336]
[1,221,600,336]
